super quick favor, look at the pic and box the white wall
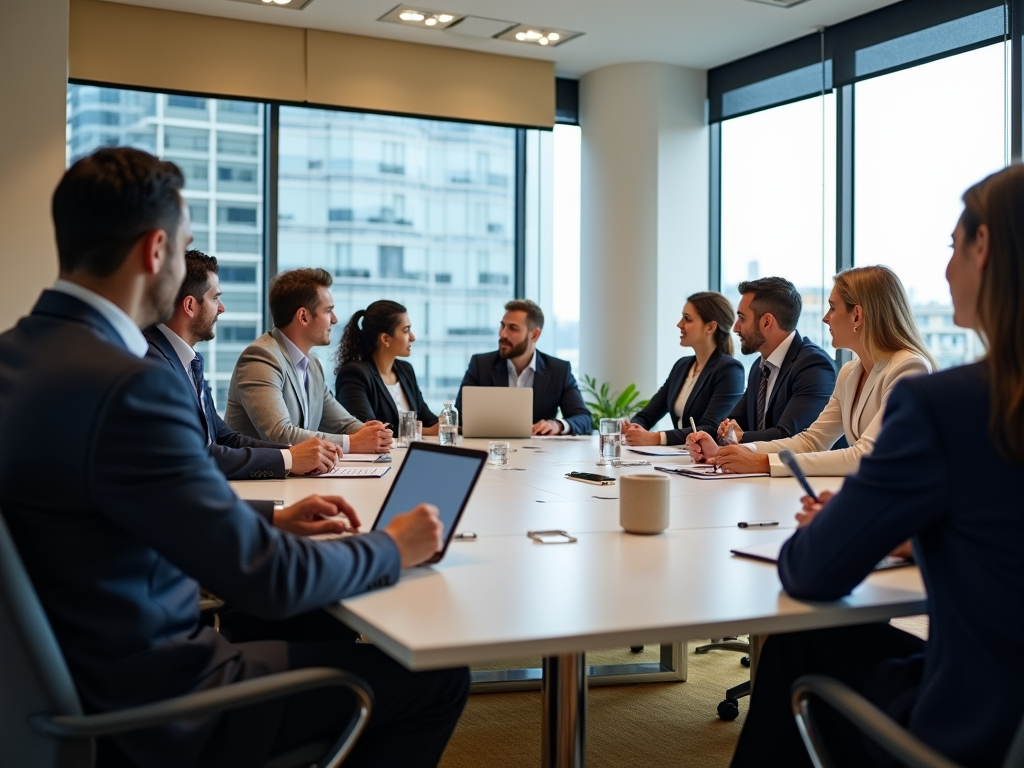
[579,63,708,402]
[0,1,69,332]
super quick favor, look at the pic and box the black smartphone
[565,471,616,486]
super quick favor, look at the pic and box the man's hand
[273,495,361,537]
[382,503,444,568]
[717,419,743,444]
[795,489,834,527]
[288,437,342,475]
[685,431,719,463]
[349,420,393,454]
[531,419,563,436]
[622,422,660,446]
[713,445,770,474]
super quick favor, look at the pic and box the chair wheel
[694,646,709,654]
[629,645,644,653]
[718,699,740,721]
[740,655,750,668]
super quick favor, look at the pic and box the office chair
[693,637,751,720]
[0,511,372,768]
[791,674,1024,768]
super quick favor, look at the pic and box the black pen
[738,521,779,528]
[778,449,818,502]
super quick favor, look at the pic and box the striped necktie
[755,360,772,432]
[189,353,214,446]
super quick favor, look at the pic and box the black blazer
[454,349,593,435]
[727,331,837,443]
[144,326,290,480]
[631,349,745,445]
[335,358,439,429]
[0,291,401,766]
[779,362,1024,765]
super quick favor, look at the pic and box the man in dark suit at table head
[145,249,341,479]
[0,146,467,768]
[455,298,593,435]
[687,276,837,463]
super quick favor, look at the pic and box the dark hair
[504,298,545,331]
[336,300,408,371]
[961,165,1024,464]
[686,292,735,356]
[52,147,184,277]
[269,268,333,328]
[736,276,801,332]
[175,249,219,305]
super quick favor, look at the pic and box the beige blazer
[750,349,931,477]
[225,328,363,445]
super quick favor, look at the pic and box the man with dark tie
[0,147,468,768]
[145,249,340,479]
[687,277,837,458]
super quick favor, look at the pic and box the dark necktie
[190,354,214,446]
[755,360,772,432]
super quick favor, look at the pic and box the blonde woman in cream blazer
[688,265,936,476]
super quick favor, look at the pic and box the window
[853,43,1005,369]
[66,85,265,413]
[277,107,517,412]
[720,94,836,372]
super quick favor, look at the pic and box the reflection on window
[277,107,516,413]
[66,84,264,412]
[854,43,1005,369]
[721,94,836,372]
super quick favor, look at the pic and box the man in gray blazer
[226,268,393,454]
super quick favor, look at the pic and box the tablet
[371,441,487,564]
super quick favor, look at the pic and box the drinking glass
[439,424,459,446]
[488,441,511,466]
[414,420,423,442]
[599,418,622,464]
[398,411,417,447]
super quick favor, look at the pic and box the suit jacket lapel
[531,353,553,412]
[143,327,214,441]
[765,332,803,412]
[851,357,886,433]
[682,353,717,415]
[270,328,308,428]
[491,352,508,386]
[371,364,400,425]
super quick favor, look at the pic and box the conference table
[231,436,927,768]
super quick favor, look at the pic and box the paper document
[337,453,390,463]
[731,538,913,571]
[529,435,591,441]
[627,446,691,457]
[654,464,768,480]
[313,466,391,478]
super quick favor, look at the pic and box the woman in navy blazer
[730,167,1024,767]
[624,292,744,446]
[334,301,440,435]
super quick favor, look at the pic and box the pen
[738,521,779,528]
[778,449,818,502]
[689,417,698,434]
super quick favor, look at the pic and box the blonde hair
[832,266,937,371]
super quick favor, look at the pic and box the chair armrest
[32,667,372,739]
[791,675,962,768]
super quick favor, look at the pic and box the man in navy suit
[687,277,837,462]
[145,249,340,480]
[0,147,468,768]
[455,299,593,435]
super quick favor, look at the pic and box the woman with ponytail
[623,292,745,446]
[334,301,440,434]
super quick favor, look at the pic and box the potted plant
[579,375,649,429]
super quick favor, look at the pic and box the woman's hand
[717,419,743,444]
[713,446,770,474]
[622,422,661,446]
[795,490,834,527]
[685,431,719,463]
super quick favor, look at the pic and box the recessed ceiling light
[497,24,581,48]
[379,5,464,30]
[224,0,312,7]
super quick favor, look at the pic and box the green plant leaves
[579,374,650,425]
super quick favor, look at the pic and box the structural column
[579,63,708,402]
[0,1,69,332]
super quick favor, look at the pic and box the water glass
[599,418,621,464]
[414,420,423,442]
[488,441,511,466]
[398,411,418,447]
[439,424,459,446]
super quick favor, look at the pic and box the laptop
[370,441,488,564]
[461,386,533,438]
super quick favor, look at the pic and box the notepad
[626,446,692,457]
[654,464,768,480]
[314,466,391,478]
[731,539,914,570]
[337,453,391,463]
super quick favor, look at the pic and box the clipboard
[654,464,768,480]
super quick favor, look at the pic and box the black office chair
[0,511,373,768]
[791,674,1024,768]
[693,636,751,720]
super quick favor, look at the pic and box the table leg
[541,653,586,768]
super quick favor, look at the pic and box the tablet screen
[373,446,485,542]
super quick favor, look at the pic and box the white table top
[231,436,925,670]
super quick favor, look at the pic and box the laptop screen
[373,444,486,545]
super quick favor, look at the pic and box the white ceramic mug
[619,474,670,535]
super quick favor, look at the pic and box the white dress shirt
[278,333,350,453]
[507,350,571,434]
[157,325,292,470]
[762,330,797,408]
[51,279,149,358]
[387,379,413,415]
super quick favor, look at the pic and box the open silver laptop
[461,387,533,437]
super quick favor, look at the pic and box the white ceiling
[106,0,901,77]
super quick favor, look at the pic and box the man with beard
[455,299,592,435]
[0,147,468,768]
[145,250,341,479]
[687,277,836,459]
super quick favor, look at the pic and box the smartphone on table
[565,471,616,486]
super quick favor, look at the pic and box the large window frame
[708,0,1023,366]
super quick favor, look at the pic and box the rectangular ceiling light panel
[378,4,464,29]
[222,0,315,9]
[496,24,582,47]
[446,16,517,39]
